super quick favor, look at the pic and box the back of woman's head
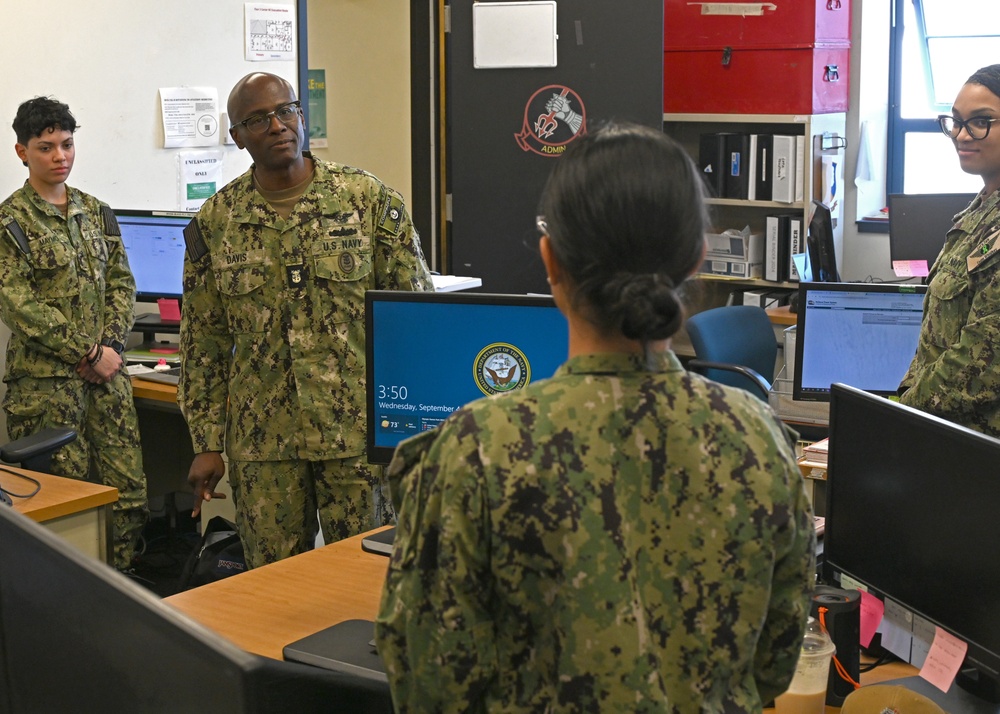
[538,122,707,342]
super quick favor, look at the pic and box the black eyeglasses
[938,114,1000,141]
[235,101,302,135]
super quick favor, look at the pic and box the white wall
[842,0,898,283]
[306,0,412,201]
[0,0,299,440]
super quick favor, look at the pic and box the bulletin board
[0,0,305,212]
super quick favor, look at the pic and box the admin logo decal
[474,343,531,395]
[514,84,587,157]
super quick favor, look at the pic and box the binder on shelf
[765,214,793,282]
[724,132,750,200]
[698,132,728,198]
[787,216,804,282]
[772,135,797,204]
[794,135,805,204]
[700,226,764,279]
[753,134,773,202]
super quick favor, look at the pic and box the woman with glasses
[375,122,816,713]
[899,64,1000,437]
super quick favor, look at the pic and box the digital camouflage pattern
[376,351,816,714]
[0,183,146,568]
[179,156,432,561]
[899,189,1000,436]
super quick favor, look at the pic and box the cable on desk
[0,465,42,499]
[819,606,862,692]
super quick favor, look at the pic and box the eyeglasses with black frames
[235,101,302,135]
[938,114,1000,141]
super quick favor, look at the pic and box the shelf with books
[665,112,847,317]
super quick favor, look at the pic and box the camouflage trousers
[228,455,391,569]
[3,374,148,570]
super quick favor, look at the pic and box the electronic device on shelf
[792,281,927,402]
[825,384,1000,712]
[115,209,190,323]
[365,290,567,465]
[888,193,976,270]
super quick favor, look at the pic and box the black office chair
[1,427,77,474]
[685,305,777,402]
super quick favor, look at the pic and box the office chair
[0,427,77,474]
[685,305,777,401]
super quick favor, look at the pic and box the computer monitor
[365,290,568,464]
[824,384,1000,711]
[0,504,391,713]
[806,199,840,283]
[792,282,926,402]
[115,209,191,304]
[888,193,975,269]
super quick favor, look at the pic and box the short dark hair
[538,121,707,343]
[12,96,78,145]
[967,64,1000,102]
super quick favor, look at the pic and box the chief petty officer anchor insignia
[287,263,305,287]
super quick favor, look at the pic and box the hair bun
[601,273,683,341]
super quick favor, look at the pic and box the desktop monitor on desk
[0,503,391,713]
[824,384,1000,712]
[888,192,976,270]
[116,209,190,323]
[792,282,926,402]
[365,290,567,464]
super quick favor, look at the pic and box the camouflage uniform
[899,190,1000,435]
[0,182,147,569]
[179,154,433,567]
[376,351,816,714]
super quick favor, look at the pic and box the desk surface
[131,375,178,404]
[165,527,389,661]
[167,526,921,710]
[1,466,118,523]
[767,305,798,326]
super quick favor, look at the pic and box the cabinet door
[664,0,851,49]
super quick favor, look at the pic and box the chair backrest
[685,305,778,396]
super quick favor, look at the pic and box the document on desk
[283,619,387,683]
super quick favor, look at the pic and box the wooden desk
[165,527,389,661]
[131,375,179,405]
[1,466,117,563]
[767,305,797,326]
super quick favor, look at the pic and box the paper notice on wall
[160,87,220,148]
[245,3,296,61]
[693,3,777,15]
[178,150,224,211]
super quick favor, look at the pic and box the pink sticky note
[858,590,884,648]
[920,626,968,693]
[157,298,181,321]
[892,260,930,278]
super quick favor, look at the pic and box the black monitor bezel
[364,289,560,465]
[824,383,1000,705]
[114,208,192,304]
[792,281,927,402]
[807,199,841,283]
[887,192,976,268]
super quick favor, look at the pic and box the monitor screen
[824,384,1000,709]
[115,209,191,302]
[888,193,975,268]
[0,504,391,712]
[365,290,568,464]
[793,282,926,402]
[807,199,840,283]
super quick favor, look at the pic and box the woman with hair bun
[899,64,1000,436]
[376,122,815,713]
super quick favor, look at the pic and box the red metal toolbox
[664,0,851,49]
[663,44,849,115]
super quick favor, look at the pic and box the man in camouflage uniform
[0,97,146,570]
[179,72,433,568]
[899,65,1000,437]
